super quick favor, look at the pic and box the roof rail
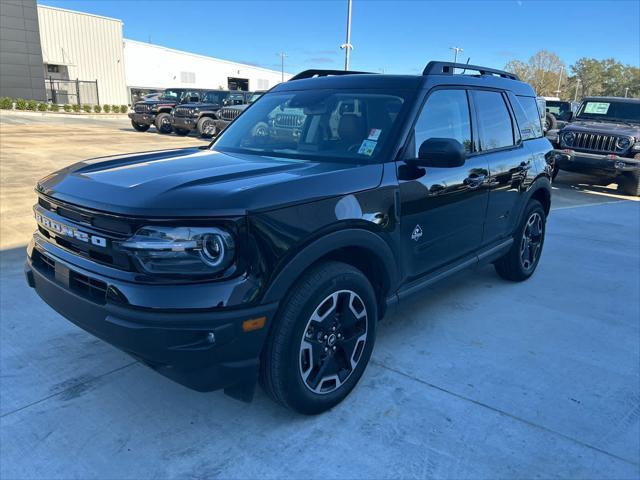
[288,69,374,81]
[423,61,520,81]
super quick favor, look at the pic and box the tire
[551,162,560,180]
[544,112,557,132]
[618,169,640,197]
[174,127,190,136]
[131,120,150,132]
[494,200,546,282]
[260,261,377,415]
[197,116,215,138]
[154,112,172,133]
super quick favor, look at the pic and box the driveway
[1,113,638,479]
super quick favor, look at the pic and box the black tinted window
[512,95,543,140]
[473,91,514,150]
[414,89,472,154]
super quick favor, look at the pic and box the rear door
[471,89,531,244]
[398,88,489,279]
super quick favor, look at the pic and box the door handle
[464,174,486,189]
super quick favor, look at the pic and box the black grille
[571,132,625,153]
[134,103,153,114]
[219,108,241,121]
[33,251,108,305]
[275,113,303,128]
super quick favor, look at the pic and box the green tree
[506,50,566,97]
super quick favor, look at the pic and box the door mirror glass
[408,138,466,168]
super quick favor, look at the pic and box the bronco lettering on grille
[35,211,108,248]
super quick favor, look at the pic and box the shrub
[0,97,12,109]
[103,104,111,113]
[93,105,102,113]
[15,98,27,110]
[63,104,72,112]
[26,99,38,111]
[120,105,128,113]
[37,103,48,111]
[111,104,119,113]
[82,104,92,113]
[49,103,60,112]
[72,104,81,112]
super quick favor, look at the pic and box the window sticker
[584,102,610,115]
[358,139,377,156]
[368,128,382,141]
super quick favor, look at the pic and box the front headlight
[632,142,640,151]
[563,131,575,146]
[119,226,235,276]
[616,137,631,150]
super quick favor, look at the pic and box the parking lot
[1,112,639,479]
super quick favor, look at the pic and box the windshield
[159,89,185,101]
[213,89,410,162]
[546,101,571,116]
[576,100,640,124]
[202,91,229,104]
[249,93,263,103]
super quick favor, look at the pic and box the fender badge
[411,224,423,242]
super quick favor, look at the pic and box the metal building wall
[37,5,128,105]
[0,0,46,100]
[124,40,291,94]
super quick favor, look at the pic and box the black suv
[212,91,266,137]
[26,62,553,414]
[172,90,250,137]
[552,97,640,195]
[128,88,205,134]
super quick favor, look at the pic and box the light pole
[625,87,629,98]
[450,46,463,64]
[278,52,287,82]
[574,78,581,101]
[340,0,353,70]
[554,66,564,98]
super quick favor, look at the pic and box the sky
[37,0,640,75]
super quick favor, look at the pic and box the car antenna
[461,57,471,75]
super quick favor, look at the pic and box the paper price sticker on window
[368,128,382,141]
[358,139,377,156]
[584,102,610,115]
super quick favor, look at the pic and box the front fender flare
[261,228,399,305]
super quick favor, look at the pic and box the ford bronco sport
[551,96,640,195]
[26,62,553,414]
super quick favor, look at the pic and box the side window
[473,90,515,150]
[414,89,472,155]
[512,95,543,140]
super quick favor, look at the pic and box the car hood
[563,120,640,138]
[36,148,383,217]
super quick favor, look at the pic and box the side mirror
[406,138,466,168]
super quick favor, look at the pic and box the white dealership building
[10,4,291,105]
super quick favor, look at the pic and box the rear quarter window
[513,95,544,140]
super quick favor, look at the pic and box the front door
[398,88,489,280]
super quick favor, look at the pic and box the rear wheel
[494,199,546,282]
[260,261,377,415]
[131,120,150,132]
[544,112,557,131]
[155,112,172,133]
[197,117,215,138]
[174,127,190,136]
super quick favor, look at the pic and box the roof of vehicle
[582,96,640,103]
[274,61,536,97]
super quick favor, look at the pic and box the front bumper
[172,115,197,131]
[128,112,156,126]
[25,238,277,398]
[552,149,640,176]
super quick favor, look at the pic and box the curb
[0,110,128,120]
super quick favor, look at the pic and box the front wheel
[155,112,172,133]
[260,261,377,415]
[494,199,546,282]
[197,117,216,138]
[131,120,150,132]
[617,162,640,197]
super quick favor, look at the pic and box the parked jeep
[551,96,640,195]
[543,98,577,131]
[128,88,205,133]
[172,90,249,137]
[211,91,266,137]
[26,62,552,414]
